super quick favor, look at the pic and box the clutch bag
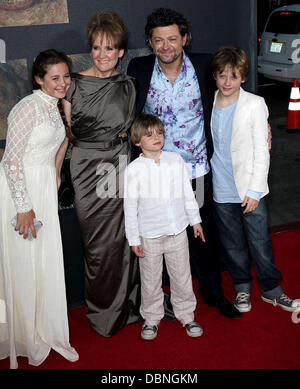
[10,215,43,241]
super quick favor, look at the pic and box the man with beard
[127,7,241,319]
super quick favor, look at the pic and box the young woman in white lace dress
[0,49,79,369]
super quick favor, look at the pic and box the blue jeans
[213,199,283,299]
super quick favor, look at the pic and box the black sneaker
[234,292,251,312]
[262,293,300,312]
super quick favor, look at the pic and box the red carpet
[1,229,300,372]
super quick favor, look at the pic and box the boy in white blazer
[210,46,300,313]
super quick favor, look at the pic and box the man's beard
[156,50,182,65]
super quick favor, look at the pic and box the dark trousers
[186,171,224,301]
[162,171,225,314]
[213,199,283,298]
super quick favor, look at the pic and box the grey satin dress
[65,73,141,337]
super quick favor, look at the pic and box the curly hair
[145,8,191,49]
[87,11,129,50]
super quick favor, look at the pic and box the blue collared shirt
[211,101,261,203]
[143,51,209,179]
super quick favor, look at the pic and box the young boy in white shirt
[211,46,300,313]
[124,113,205,340]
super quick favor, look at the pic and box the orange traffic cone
[286,79,300,130]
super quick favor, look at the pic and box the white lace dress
[0,89,79,369]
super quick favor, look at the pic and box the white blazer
[211,87,270,200]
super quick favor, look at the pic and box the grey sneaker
[234,292,251,312]
[185,321,203,337]
[141,324,158,340]
[261,293,300,312]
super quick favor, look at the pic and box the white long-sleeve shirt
[1,90,63,213]
[124,151,201,246]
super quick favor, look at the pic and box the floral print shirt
[143,51,210,179]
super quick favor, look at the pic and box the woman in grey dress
[63,11,141,337]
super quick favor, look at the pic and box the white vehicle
[258,4,300,82]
